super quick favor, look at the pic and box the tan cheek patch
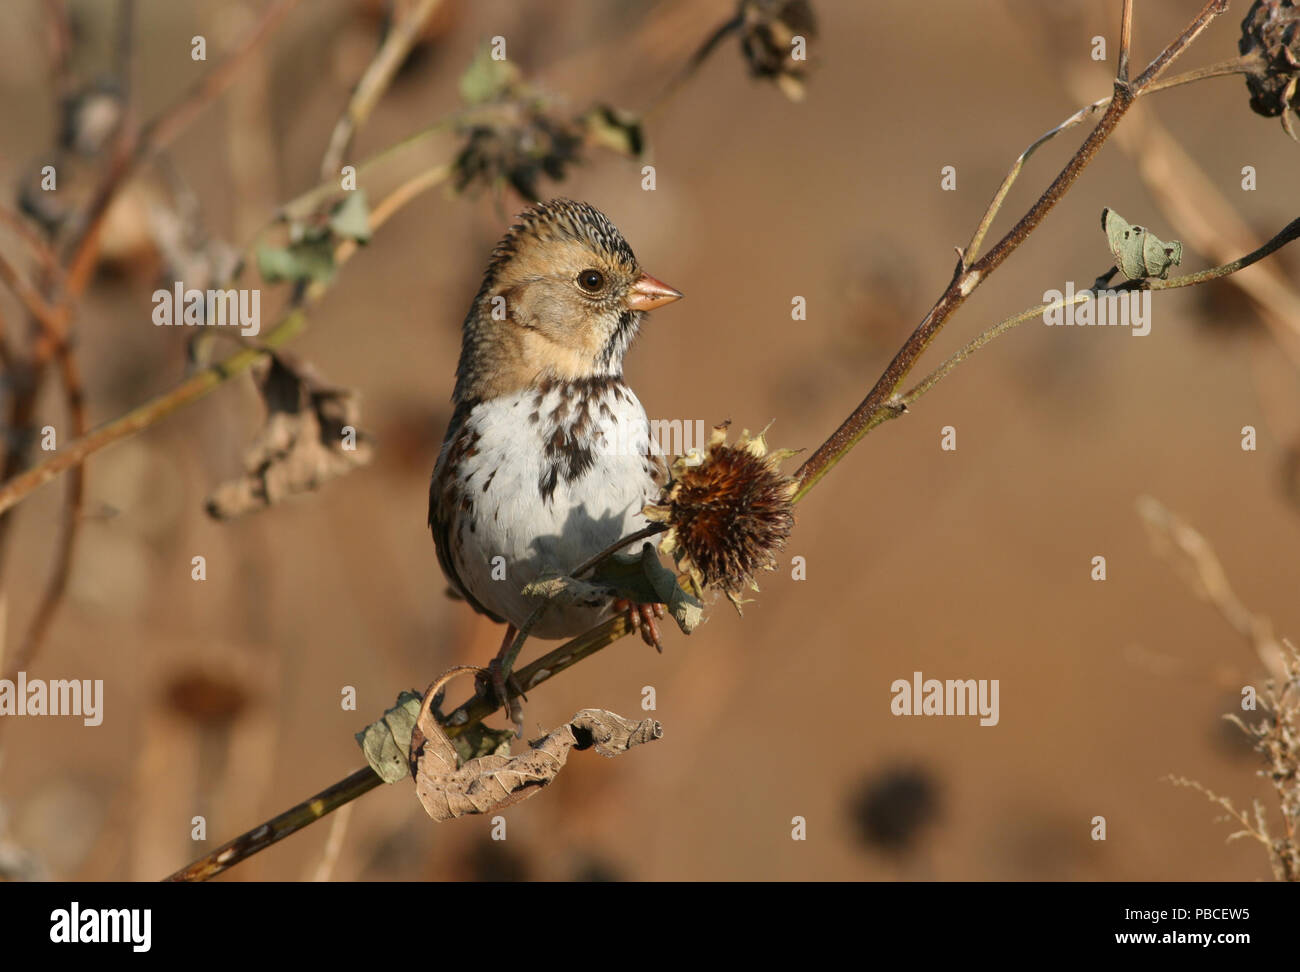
[482,285,601,386]
[493,242,615,379]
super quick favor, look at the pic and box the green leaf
[257,236,336,284]
[329,189,371,243]
[459,46,519,105]
[354,691,423,783]
[1102,208,1183,280]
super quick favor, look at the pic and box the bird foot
[614,598,666,652]
[478,624,528,736]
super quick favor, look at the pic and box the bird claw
[480,657,527,736]
[614,598,666,653]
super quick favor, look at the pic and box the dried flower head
[451,47,643,200]
[1239,0,1300,138]
[739,0,818,101]
[644,422,797,611]
[453,106,585,202]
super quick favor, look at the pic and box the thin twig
[792,0,1230,503]
[640,12,743,120]
[493,521,669,713]
[895,218,1300,422]
[1117,0,1134,84]
[309,803,353,882]
[54,0,301,305]
[1136,496,1285,679]
[0,165,452,522]
[114,0,135,102]
[319,0,444,180]
[164,612,636,881]
[0,3,302,677]
[1073,71,1300,363]
[0,205,61,280]
[1144,219,1300,290]
[573,522,667,577]
[43,0,74,99]
[963,55,1255,267]
[0,251,58,325]
[6,344,88,681]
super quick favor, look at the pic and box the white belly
[452,384,658,637]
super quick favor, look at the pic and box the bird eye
[577,269,606,293]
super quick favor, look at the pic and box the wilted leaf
[205,354,374,519]
[1102,208,1183,281]
[740,0,818,100]
[408,669,662,821]
[355,691,423,783]
[256,235,336,284]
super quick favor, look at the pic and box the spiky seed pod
[1239,0,1300,137]
[739,0,818,101]
[644,423,797,612]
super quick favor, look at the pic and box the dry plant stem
[495,522,668,692]
[282,117,456,224]
[8,348,87,680]
[0,0,301,676]
[1117,0,1134,84]
[1136,496,1285,679]
[0,257,86,676]
[1086,78,1300,361]
[640,12,742,120]
[54,0,301,302]
[897,218,1300,419]
[963,54,1258,265]
[793,0,1230,503]
[309,802,353,882]
[164,614,633,881]
[0,165,451,523]
[0,205,60,280]
[114,0,134,101]
[1144,219,1300,289]
[319,0,445,179]
[43,0,74,99]
[0,252,58,325]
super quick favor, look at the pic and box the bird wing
[429,406,505,624]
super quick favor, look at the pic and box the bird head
[455,199,682,401]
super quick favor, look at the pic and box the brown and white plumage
[429,199,682,642]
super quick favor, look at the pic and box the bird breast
[448,378,661,636]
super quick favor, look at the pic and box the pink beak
[626,272,683,311]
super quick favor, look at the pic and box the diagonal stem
[792,0,1230,503]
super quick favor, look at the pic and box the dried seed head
[452,47,586,201]
[453,107,585,202]
[644,422,797,612]
[1239,0,1300,136]
[739,0,818,101]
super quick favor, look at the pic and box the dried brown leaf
[206,354,373,519]
[408,668,662,821]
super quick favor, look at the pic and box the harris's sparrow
[429,199,682,699]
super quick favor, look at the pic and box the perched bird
[429,199,682,703]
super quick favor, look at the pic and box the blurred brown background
[1,0,1298,881]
